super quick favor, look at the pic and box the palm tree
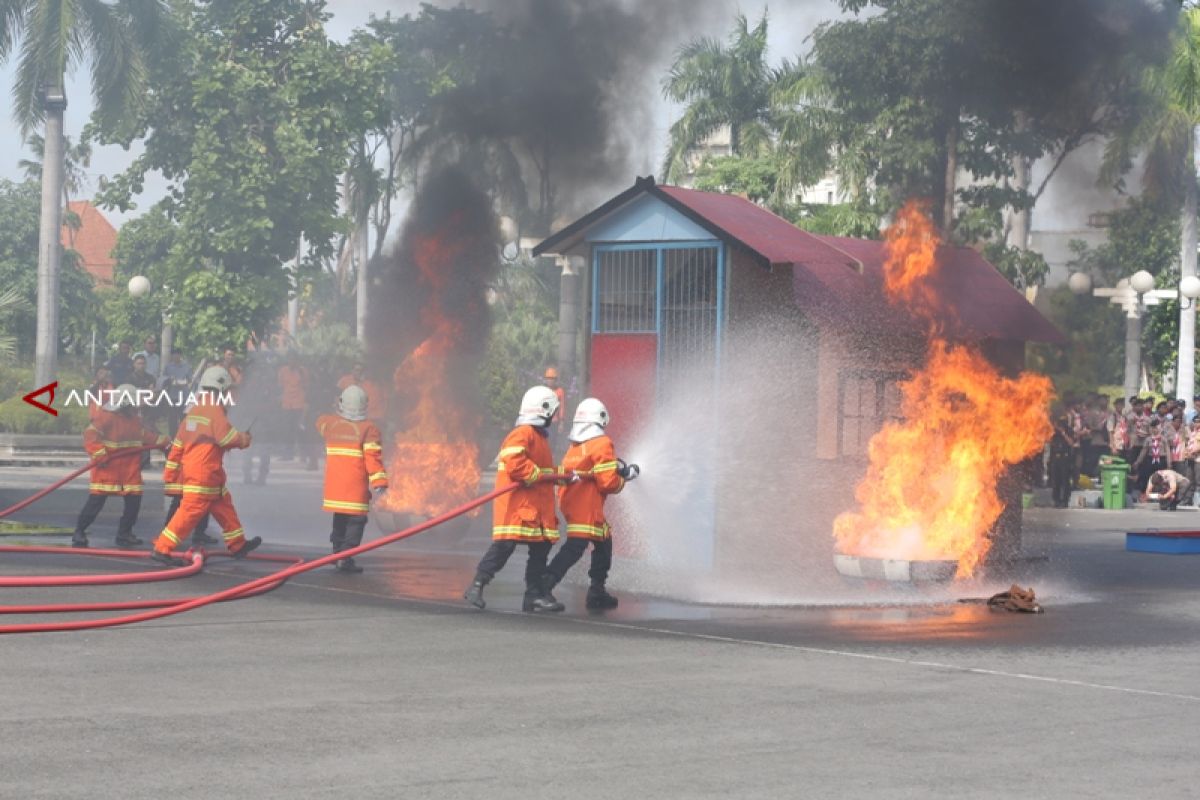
[0,286,32,362]
[19,132,93,211]
[1102,7,1200,402]
[0,0,168,386]
[661,11,774,184]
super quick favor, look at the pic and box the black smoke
[365,166,499,420]
[412,0,725,228]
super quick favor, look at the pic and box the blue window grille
[592,242,725,380]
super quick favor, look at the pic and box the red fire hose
[0,450,552,634]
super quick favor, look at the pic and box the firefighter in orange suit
[162,394,217,547]
[151,366,262,567]
[72,384,168,549]
[464,386,565,613]
[540,398,639,610]
[316,385,389,574]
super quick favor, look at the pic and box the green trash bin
[1099,456,1129,510]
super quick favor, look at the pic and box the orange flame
[832,202,1053,577]
[379,219,482,518]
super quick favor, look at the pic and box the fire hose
[0,447,563,634]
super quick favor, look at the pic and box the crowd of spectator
[1048,393,1199,510]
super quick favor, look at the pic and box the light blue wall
[585,194,716,243]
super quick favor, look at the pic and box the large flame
[379,218,482,518]
[832,202,1053,577]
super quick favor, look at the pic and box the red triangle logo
[22,381,58,416]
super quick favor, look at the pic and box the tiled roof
[61,201,117,285]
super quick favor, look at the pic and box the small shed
[534,177,1063,588]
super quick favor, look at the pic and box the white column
[1177,126,1198,403]
[34,90,67,387]
[1125,308,1142,403]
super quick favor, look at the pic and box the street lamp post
[1069,270,1200,401]
[129,275,172,381]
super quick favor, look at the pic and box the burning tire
[833,553,957,584]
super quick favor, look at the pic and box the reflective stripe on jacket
[316,413,388,514]
[558,434,624,540]
[84,409,167,495]
[171,399,248,492]
[492,425,558,542]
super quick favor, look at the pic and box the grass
[0,520,72,536]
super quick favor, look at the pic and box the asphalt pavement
[2,461,1199,799]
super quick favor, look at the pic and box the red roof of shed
[536,178,1065,345]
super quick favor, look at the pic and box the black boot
[193,530,219,546]
[150,550,188,568]
[231,536,262,559]
[71,533,88,549]
[464,574,488,609]
[335,557,364,574]
[586,583,619,610]
[539,572,561,606]
[523,588,564,613]
[115,533,143,548]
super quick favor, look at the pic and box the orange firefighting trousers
[154,489,247,554]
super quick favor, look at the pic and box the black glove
[618,461,640,480]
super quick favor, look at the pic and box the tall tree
[661,11,774,184]
[0,0,168,385]
[1102,7,1200,401]
[94,0,380,355]
[796,0,1171,240]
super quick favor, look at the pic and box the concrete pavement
[2,462,1199,799]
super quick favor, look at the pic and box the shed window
[595,249,657,333]
[839,372,904,457]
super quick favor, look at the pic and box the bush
[0,362,94,434]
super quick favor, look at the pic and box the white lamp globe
[1130,270,1156,294]
[127,275,151,298]
[1067,272,1093,295]
[1180,275,1200,300]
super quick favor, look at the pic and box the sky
[0,0,1126,235]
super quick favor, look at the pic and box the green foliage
[792,203,882,239]
[0,362,91,433]
[292,321,363,408]
[793,0,1171,238]
[0,0,164,133]
[661,12,775,183]
[1028,287,1125,400]
[93,0,383,354]
[481,260,557,433]
[0,178,97,359]
[1052,196,1180,389]
[101,203,173,352]
[692,154,778,204]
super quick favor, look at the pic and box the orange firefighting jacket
[493,425,559,542]
[83,409,167,495]
[558,435,625,540]
[316,413,388,514]
[162,398,249,496]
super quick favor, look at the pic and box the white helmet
[338,384,369,421]
[570,397,609,443]
[199,365,233,392]
[516,385,559,426]
[103,383,138,412]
